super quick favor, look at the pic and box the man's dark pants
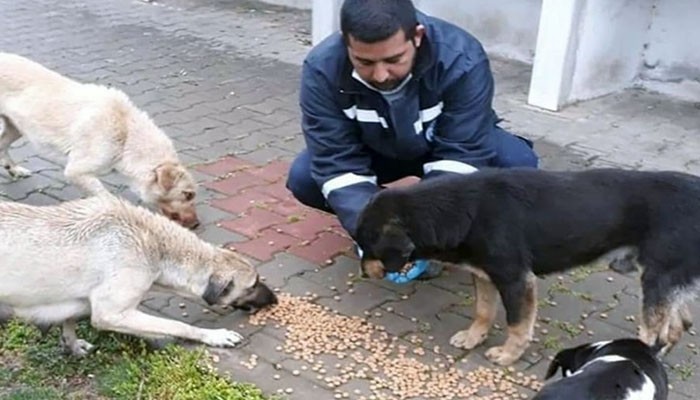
[286,127,539,213]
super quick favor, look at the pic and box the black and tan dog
[534,339,668,400]
[355,168,699,365]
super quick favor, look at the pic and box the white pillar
[312,0,343,46]
[527,0,584,111]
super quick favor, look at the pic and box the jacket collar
[339,12,435,94]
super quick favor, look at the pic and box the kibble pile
[249,293,543,400]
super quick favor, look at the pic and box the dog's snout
[161,207,200,230]
[233,281,278,314]
[362,259,386,279]
[182,216,200,230]
[255,281,278,307]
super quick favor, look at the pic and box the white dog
[0,196,277,356]
[0,52,199,228]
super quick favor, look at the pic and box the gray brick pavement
[1,0,699,398]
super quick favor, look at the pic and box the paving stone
[245,159,289,183]
[219,207,288,238]
[279,275,336,299]
[272,210,340,240]
[202,311,265,339]
[305,256,365,293]
[231,228,300,261]
[287,231,353,265]
[267,197,312,218]
[156,295,220,324]
[316,280,398,318]
[237,145,295,165]
[404,311,472,359]
[3,0,700,396]
[42,184,85,201]
[209,347,328,398]
[196,223,247,246]
[240,331,288,365]
[385,284,463,322]
[250,179,296,201]
[194,202,236,226]
[182,143,234,161]
[194,185,228,204]
[204,170,262,195]
[141,292,173,312]
[428,264,475,295]
[210,189,280,215]
[255,253,319,289]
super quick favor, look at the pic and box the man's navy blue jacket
[300,12,502,238]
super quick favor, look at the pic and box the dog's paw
[8,166,32,180]
[68,339,95,357]
[202,329,244,347]
[450,328,488,350]
[485,345,520,366]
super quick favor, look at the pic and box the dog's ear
[545,347,579,379]
[377,225,415,272]
[203,275,234,305]
[155,163,183,192]
[544,357,563,380]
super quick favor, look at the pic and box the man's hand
[384,259,430,284]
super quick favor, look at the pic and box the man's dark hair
[340,0,418,44]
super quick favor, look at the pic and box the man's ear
[413,24,425,48]
[154,163,183,192]
[202,275,234,306]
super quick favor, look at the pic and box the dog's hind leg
[485,272,537,366]
[638,267,677,355]
[679,303,693,331]
[60,319,94,357]
[660,300,694,355]
[450,273,499,350]
[0,116,31,179]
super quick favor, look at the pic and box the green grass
[554,321,583,339]
[569,264,608,283]
[671,359,696,382]
[541,334,563,352]
[0,319,269,400]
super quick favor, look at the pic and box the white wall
[262,0,542,64]
[269,0,700,106]
[413,0,542,63]
[261,0,311,10]
[639,0,700,101]
[567,0,655,102]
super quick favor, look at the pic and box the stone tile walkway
[1,0,699,398]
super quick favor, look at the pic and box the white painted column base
[527,0,584,111]
[312,0,343,46]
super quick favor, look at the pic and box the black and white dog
[534,339,668,400]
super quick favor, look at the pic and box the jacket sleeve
[423,59,498,179]
[300,60,379,238]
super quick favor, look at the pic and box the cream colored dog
[0,52,199,228]
[0,196,277,356]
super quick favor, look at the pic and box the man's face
[347,26,425,91]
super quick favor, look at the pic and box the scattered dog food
[250,293,542,399]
